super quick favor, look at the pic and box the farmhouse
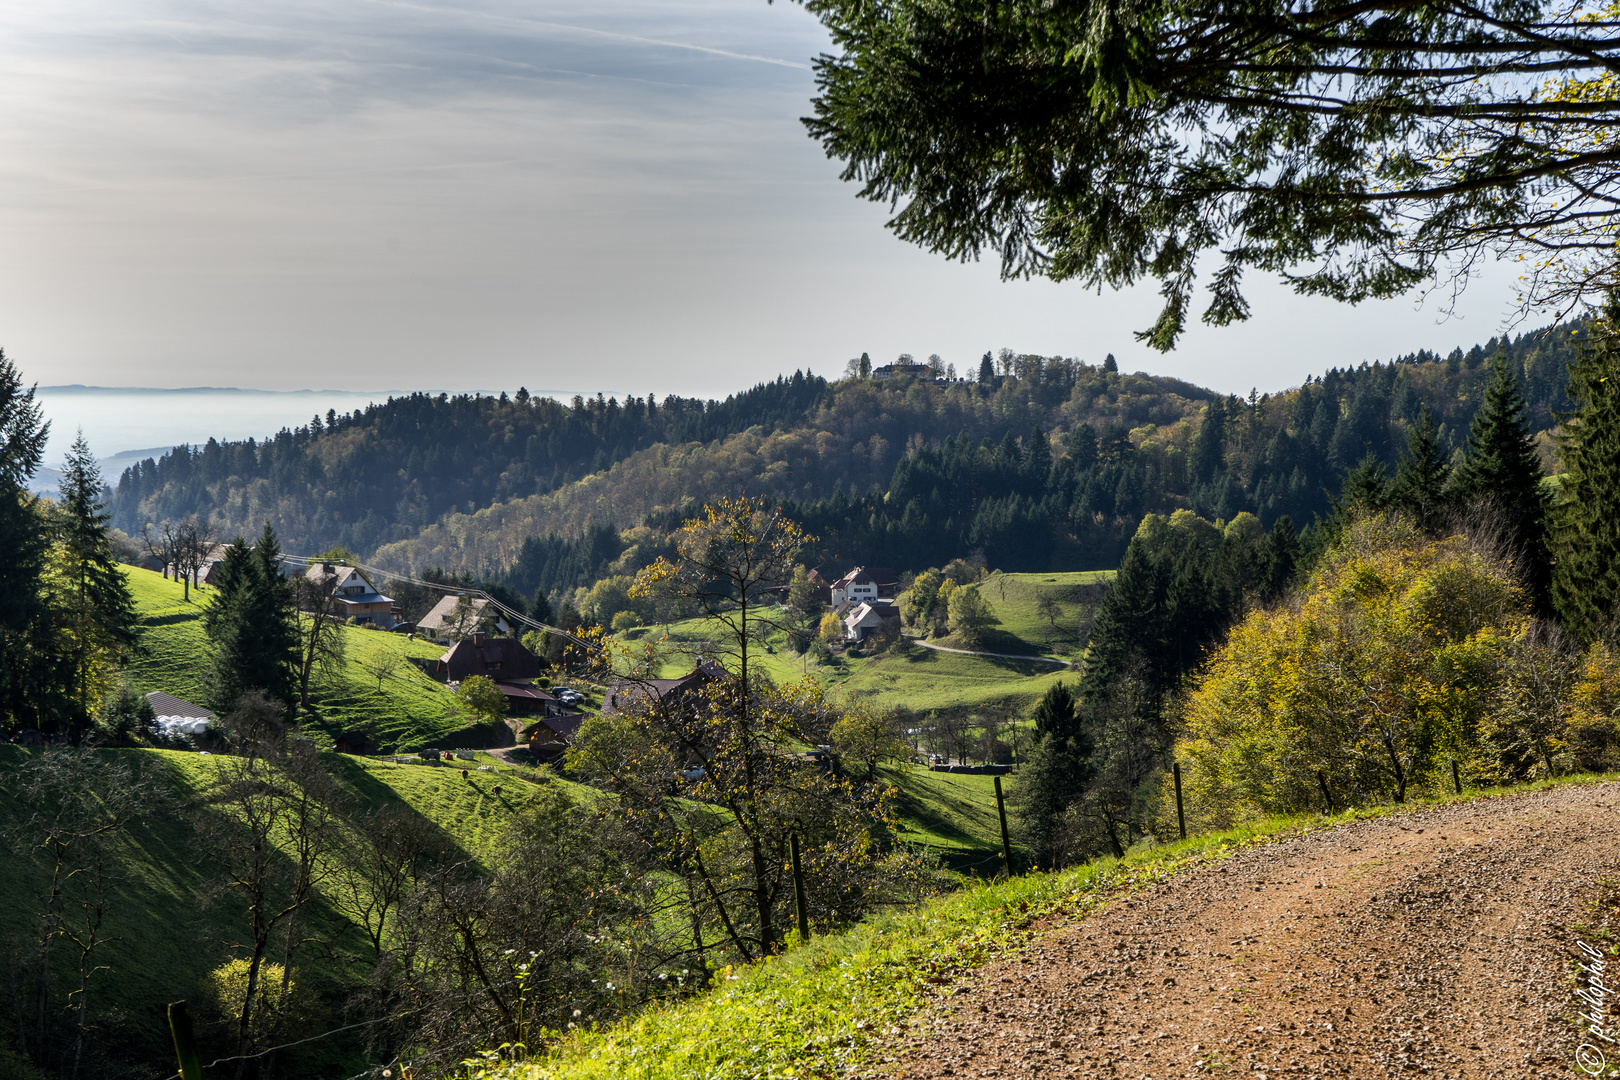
[304,563,402,628]
[829,566,897,609]
[437,633,559,715]
[843,600,901,642]
[416,594,513,643]
[602,661,728,716]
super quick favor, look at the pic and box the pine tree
[1340,454,1391,513]
[978,351,994,383]
[1554,297,1620,640]
[1260,515,1299,599]
[205,525,299,713]
[56,433,141,726]
[0,349,51,733]
[1191,397,1227,483]
[1021,427,1053,495]
[1032,681,1083,747]
[1390,407,1452,533]
[1453,353,1550,607]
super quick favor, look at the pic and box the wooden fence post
[168,1001,205,1080]
[993,775,1014,877]
[1172,761,1186,841]
[1317,771,1335,814]
[790,833,810,942]
[1451,758,1462,796]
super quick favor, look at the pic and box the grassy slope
[649,609,1082,718]
[0,745,560,1068]
[122,566,483,751]
[480,772,1619,1080]
[964,569,1115,658]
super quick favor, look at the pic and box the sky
[2,0,1531,420]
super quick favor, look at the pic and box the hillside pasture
[0,746,551,1074]
[935,569,1114,658]
[122,565,487,752]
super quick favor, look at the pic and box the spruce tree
[0,349,51,732]
[978,351,994,383]
[56,433,141,726]
[1191,397,1227,483]
[1453,353,1550,607]
[205,525,299,712]
[1391,407,1452,533]
[1553,297,1620,640]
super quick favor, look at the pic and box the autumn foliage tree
[1178,515,1528,824]
[571,498,933,960]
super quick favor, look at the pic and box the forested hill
[107,371,833,553]
[389,324,1582,602]
[112,324,1582,603]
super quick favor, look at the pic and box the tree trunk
[1384,735,1406,803]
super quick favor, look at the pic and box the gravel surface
[883,782,1620,1079]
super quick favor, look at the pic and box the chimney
[471,632,487,646]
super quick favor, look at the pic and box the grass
[122,565,487,752]
[964,569,1115,658]
[473,770,1620,1080]
[645,616,1078,718]
[0,745,566,1072]
[879,766,1011,873]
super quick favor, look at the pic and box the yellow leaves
[1178,516,1531,818]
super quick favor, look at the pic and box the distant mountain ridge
[107,324,1584,601]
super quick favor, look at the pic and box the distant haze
[1,0,1527,401]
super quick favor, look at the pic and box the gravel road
[883,781,1620,1079]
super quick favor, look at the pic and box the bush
[95,682,155,744]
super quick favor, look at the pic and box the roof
[493,681,555,703]
[831,567,876,590]
[144,692,212,720]
[604,662,729,715]
[845,601,900,625]
[418,594,496,632]
[523,713,588,742]
[438,635,543,683]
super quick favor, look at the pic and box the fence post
[168,1001,205,1080]
[1317,771,1335,814]
[1451,758,1462,796]
[993,775,1014,877]
[1172,761,1186,841]
[790,833,810,942]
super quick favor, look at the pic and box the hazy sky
[2,0,1531,402]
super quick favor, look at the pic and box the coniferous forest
[107,326,1582,611]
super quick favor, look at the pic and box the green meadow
[122,566,493,752]
[0,745,554,1073]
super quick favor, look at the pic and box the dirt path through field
[883,782,1620,1079]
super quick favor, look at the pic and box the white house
[843,601,900,642]
[830,567,887,608]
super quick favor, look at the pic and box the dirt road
[884,781,1620,1079]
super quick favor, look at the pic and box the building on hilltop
[871,357,929,380]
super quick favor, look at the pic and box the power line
[280,554,599,652]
